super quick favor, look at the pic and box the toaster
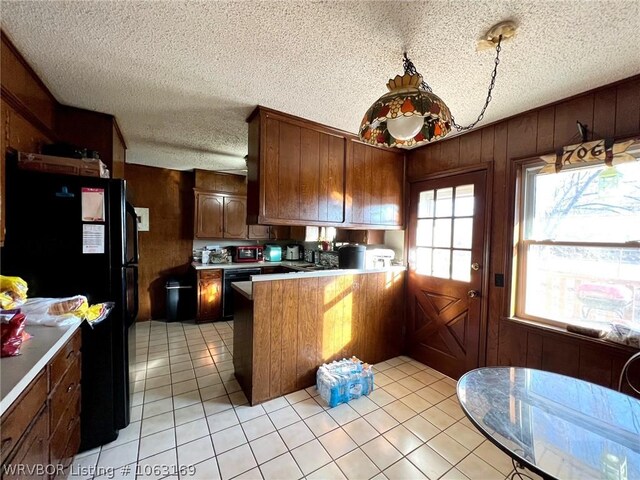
[264,244,282,262]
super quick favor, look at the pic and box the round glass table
[457,367,640,480]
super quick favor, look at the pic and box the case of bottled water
[316,357,374,408]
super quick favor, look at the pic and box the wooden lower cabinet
[2,406,49,480]
[0,330,81,480]
[196,269,223,322]
[234,271,406,405]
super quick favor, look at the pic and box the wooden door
[407,170,488,379]
[223,196,248,239]
[194,191,223,238]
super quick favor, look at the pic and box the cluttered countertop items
[193,244,401,272]
[0,275,112,415]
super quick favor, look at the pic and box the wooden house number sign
[539,138,637,174]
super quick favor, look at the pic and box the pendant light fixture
[359,21,517,149]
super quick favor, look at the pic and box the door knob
[467,290,481,298]
[471,263,480,271]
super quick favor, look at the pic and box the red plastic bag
[1,313,27,357]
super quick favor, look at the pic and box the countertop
[192,260,310,270]
[231,281,253,300]
[252,265,406,282]
[229,265,406,300]
[0,321,82,416]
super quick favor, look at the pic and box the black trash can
[166,278,194,322]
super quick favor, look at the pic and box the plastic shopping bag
[21,296,88,327]
[0,276,28,310]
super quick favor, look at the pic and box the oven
[223,268,262,318]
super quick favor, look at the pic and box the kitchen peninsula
[231,267,406,405]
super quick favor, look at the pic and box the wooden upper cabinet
[247,107,347,226]
[346,139,405,228]
[195,191,224,239]
[223,196,248,239]
[248,225,270,239]
[194,190,249,239]
[247,107,404,229]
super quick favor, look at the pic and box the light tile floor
[67,320,535,480]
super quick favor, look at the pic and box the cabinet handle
[67,418,75,431]
[67,382,75,393]
[66,350,75,359]
[1,437,12,449]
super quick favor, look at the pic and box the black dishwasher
[223,268,262,318]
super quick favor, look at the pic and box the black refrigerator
[1,159,139,451]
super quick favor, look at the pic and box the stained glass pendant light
[359,21,516,149]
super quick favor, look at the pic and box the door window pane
[432,249,451,279]
[416,219,433,247]
[453,218,473,249]
[452,250,472,282]
[435,188,453,217]
[418,190,435,218]
[433,219,452,248]
[454,184,475,217]
[416,247,432,275]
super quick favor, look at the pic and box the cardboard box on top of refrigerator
[18,152,110,178]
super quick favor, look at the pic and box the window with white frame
[516,160,640,327]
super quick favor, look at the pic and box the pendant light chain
[403,35,503,132]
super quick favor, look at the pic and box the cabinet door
[195,192,224,239]
[261,115,346,224]
[248,225,270,239]
[223,196,248,239]
[347,141,404,227]
[197,270,222,322]
[3,406,49,480]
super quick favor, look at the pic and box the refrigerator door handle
[124,265,139,327]
[126,202,139,265]
[131,267,139,323]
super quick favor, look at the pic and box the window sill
[503,316,639,354]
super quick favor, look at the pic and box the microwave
[232,246,263,263]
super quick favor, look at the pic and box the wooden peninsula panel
[233,270,406,405]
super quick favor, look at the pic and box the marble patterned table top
[457,367,640,480]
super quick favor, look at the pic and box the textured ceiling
[2,1,639,172]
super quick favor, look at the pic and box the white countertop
[251,265,406,282]
[231,281,253,300]
[192,260,310,270]
[0,321,82,416]
[229,265,406,301]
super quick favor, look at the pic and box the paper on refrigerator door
[83,224,105,254]
[81,187,105,221]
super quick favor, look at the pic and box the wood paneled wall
[125,164,195,321]
[499,319,639,397]
[195,169,247,194]
[407,75,640,376]
[1,32,58,245]
[234,270,406,405]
